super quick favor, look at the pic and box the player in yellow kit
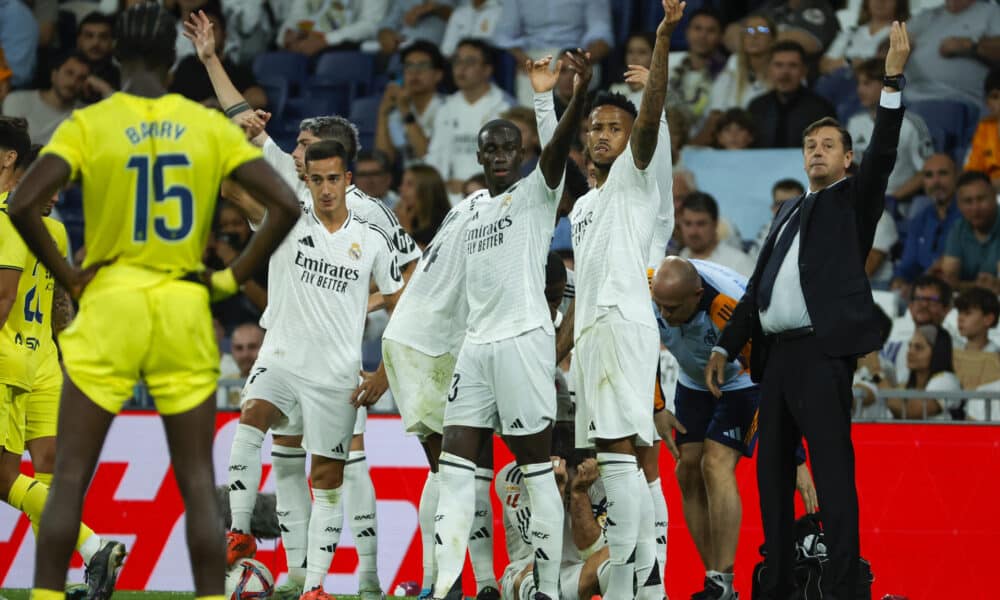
[7,4,300,600]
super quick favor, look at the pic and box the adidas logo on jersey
[299,235,315,247]
[320,544,337,553]
[470,527,491,540]
[588,421,596,432]
[332,443,344,454]
[510,418,525,429]
[434,533,444,545]
[534,548,550,561]
[356,527,376,538]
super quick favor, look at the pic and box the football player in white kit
[181,14,421,597]
[566,1,685,598]
[430,50,592,600]
[224,141,404,600]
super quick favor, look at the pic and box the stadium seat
[907,99,981,164]
[258,77,289,120]
[493,50,517,96]
[296,80,354,118]
[252,52,309,91]
[313,51,375,95]
[609,0,636,47]
[814,67,861,122]
[349,95,382,154]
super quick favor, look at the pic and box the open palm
[526,56,562,94]
[182,10,217,63]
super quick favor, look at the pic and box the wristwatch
[882,74,906,91]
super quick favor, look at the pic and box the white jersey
[258,210,404,388]
[425,84,513,182]
[570,149,661,338]
[261,137,421,266]
[496,461,607,566]
[383,190,490,356]
[464,167,563,343]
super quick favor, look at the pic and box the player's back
[42,93,261,286]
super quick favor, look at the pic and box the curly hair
[114,2,177,70]
[589,90,638,120]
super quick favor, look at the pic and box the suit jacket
[717,103,905,382]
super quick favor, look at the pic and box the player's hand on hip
[796,463,819,514]
[885,21,911,76]
[352,370,388,407]
[526,55,562,94]
[68,259,115,299]
[654,409,686,459]
[705,351,727,398]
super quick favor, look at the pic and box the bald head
[232,322,264,377]
[652,257,704,326]
[922,153,958,205]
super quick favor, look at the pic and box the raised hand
[885,21,911,76]
[526,55,563,94]
[233,109,270,140]
[563,49,592,96]
[182,10,217,63]
[657,0,687,39]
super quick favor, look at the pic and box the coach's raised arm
[704,20,910,600]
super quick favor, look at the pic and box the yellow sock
[9,474,101,559]
[27,473,52,535]
[196,595,226,600]
[31,589,65,600]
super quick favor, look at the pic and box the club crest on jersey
[502,194,512,207]
[349,243,362,260]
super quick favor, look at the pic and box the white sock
[635,470,660,600]
[344,450,380,591]
[432,452,476,599]
[520,461,564,600]
[418,471,440,590]
[598,452,640,600]
[648,478,668,583]
[272,445,311,587]
[228,424,265,533]
[470,467,497,591]
[78,533,103,564]
[707,570,734,593]
[304,486,343,590]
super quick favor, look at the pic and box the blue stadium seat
[313,51,375,95]
[252,52,309,91]
[297,80,354,117]
[349,95,382,153]
[907,99,981,163]
[814,67,861,122]
[258,77,289,119]
[493,50,517,96]
[609,0,635,47]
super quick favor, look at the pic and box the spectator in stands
[375,40,445,168]
[440,0,502,58]
[76,12,120,104]
[494,0,612,106]
[891,154,961,292]
[0,0,39,88]
[849,58,933,201]
[965,69,1000,190]
[942,171,1000,292]
[610,32,656,109]
[210,194,268,331]
[853,306,896,420]
[678,192,755,277]
[396,164,451,248]
[2,52,90,144]
[463,173,487,196]
[820,0,909,75]
[666,9,726,129]
[694,14,774,145]
[712,108,756,149]
[278,0,387,55]
[905,0,1000,107]
[867,210,899,290]
[730,0,839,57]
[173,7,267,109]
[230,322,265,378]
[354,150,399,208]
[425,38,512,196]
[500,106,540,176]
[377,0,455,56]
[889,324,963,420]
[749,178,805,260]
[0,50,11,106]
[956,286,1000,352]
[748,41,836,148]
[883,274,954,385]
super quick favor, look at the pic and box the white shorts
[241,362,356,460]
[574,311,659,448]
[382,339,456,439]
[445,328,555,436]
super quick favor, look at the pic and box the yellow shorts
[0,383,26,455]
[59,278,219,415]
[25,348,61,441]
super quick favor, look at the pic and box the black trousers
[757,334,860,600]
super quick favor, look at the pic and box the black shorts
[674,383,760,457]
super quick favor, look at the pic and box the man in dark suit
[705,21,912,600]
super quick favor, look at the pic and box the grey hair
[299,115,360,162]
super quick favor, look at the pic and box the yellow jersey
[41,92,262,288]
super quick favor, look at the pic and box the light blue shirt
[379,0,456,46]
[493,0,613,51]
[0,0,40,87]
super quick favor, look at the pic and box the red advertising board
[0,413,995,599]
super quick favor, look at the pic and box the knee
[0,456,20,497]
[675,457,703,491]
[28,439,56,475]
[700,448,738,486]
[350,433,364,452]
[310,458,344,489]
[639,449,659,482]
[239,399,277,431]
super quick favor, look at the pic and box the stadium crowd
[0,1,999,600]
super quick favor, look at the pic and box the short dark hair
[454,38,495,64]
[955,286,1000,325]
[590,90,638,120]
[0,117,31,169]
[115,2,178,70]
[714,108,756,145]
[802,117,852,152]
[624,31,656,51]
[299,116,361,162]
[681,191,719,222]
[687,8,723,29]
[305,139,350,167]
[956,169,992,191]
[986,68,1000,96]
[401,40,445,71]
[51,51,90,72]
[853,57,884,81]
[913,274,952,306]
[772,178,805,197]
[770,40,807,63]
[78,11,115,33]
[355,149,392,172]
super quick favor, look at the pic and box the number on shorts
[447,372,460,402]
[248,367,267,384]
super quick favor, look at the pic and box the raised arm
[630,0,685,170]
[525,56,561,146]
[538,51,591,189]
